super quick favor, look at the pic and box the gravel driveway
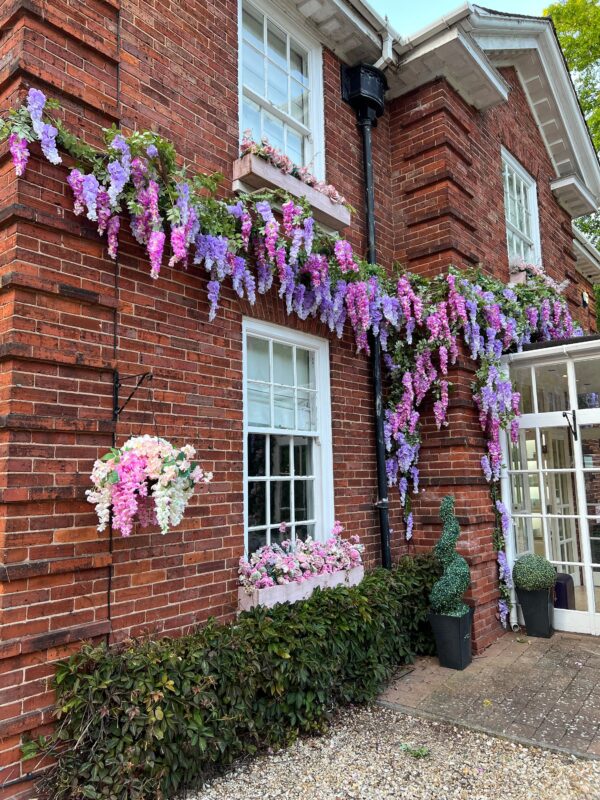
[190,705,600,800]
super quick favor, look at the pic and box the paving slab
[379,631,600,759]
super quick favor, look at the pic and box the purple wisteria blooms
[40,123,61,165]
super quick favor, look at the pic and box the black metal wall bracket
[113,370,153,421]
[562,409,578,441]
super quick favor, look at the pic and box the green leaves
[31,556,440,800]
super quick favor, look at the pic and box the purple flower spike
[8,134,29,176]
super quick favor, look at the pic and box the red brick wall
[0,2,596,795]
[0,2,396,793]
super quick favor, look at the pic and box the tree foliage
[545,0,600,248]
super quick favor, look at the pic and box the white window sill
[232,153,351,233]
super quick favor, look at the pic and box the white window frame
[238,0,326,180]
[242,318,334,554]
[501,147,542,266]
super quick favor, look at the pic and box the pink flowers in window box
[86,435,212,537]
[240,132,349,207]
[238,525,364,611]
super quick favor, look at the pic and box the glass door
[507,355,600,635]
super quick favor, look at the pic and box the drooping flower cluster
[240,132,349,206]
[86,435,212,537]
[238,525,363,591]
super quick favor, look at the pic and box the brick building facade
[0,2,599,795]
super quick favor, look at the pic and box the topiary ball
[513,554,556,591]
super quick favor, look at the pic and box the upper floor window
[243,319,334,555]
[502,148,541,265]
[240,0,324,178]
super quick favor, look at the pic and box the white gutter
[393,2,473,55]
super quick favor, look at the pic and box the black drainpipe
[342,64,391,569]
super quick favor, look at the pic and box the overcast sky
[370,0,548,36]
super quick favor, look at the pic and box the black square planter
[429,607,473,670]
[516,587,554,638]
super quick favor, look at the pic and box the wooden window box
[232,153,351,232]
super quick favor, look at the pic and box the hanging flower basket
[86,435,212,537]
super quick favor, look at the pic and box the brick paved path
[380,632,600,758]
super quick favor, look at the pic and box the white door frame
[502,339,600,636]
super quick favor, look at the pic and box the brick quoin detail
[0,2,596,795]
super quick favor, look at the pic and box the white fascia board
[551,175,598,218]
[573,226,600,285]
[388,25,509,109]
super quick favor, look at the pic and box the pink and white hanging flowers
[86,435,212,537]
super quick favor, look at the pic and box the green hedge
[29,554,440,800]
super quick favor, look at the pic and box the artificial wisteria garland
[87,436,212,537]
[2,89,583,626]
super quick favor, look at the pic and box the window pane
[267,19,287,68]
[513,516,537,555]
[510,473,541,514]
[543,471,578,516]
[295,523,315,541]
[273,342,294,385]
[297,389,316,431]
[242,97,261,140]
[263,111,285,151]
[248,434,266,476]
[294,479,314,521]
[535,364,569,412]
[243,41,265,96]
[290,44,308,84]
[247,336,269,381]
[270,435,291,475]
[267,63,288,112]
[242,5,264,51]
[248,383,271,427]
[582,425,600,469]
[270,524,286,546]
[248,481,266,527]
[274,387,294,429]
[290,80,308,124]
[286,128,303,166]
[296,349,315,389]
[590,524,600,563]
[294,437,313,476]
[554,563,589,611]
[270,480,291,524]
[576,359,600,409]
[539,428,574,470]
[248,528,267,555]
[547,517,583,563]
[510,428,538,470]
[584,473,600,517]
[510,366,533,414]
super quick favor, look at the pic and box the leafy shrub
[513,553,556,591]
[429,495,471,617]
[27,554,440,800]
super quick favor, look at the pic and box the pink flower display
[238,523,363,591]
[87,435,212,537]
